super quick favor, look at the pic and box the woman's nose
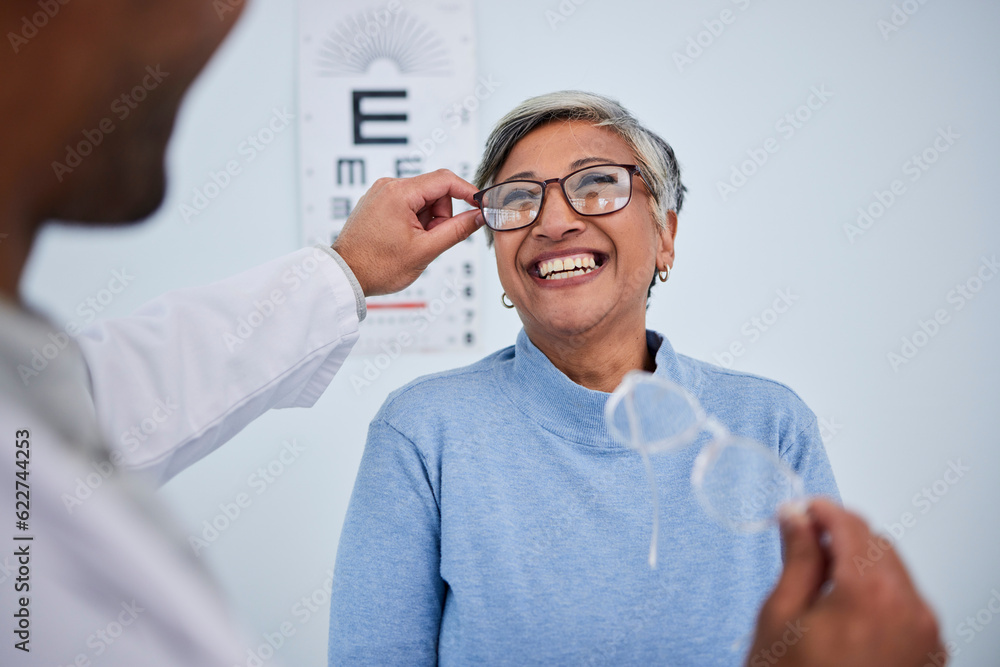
[531,183,586,239]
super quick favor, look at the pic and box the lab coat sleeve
[77,246,363,486]
[329,418,444,666]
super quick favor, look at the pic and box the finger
[417,206,433,228]
[402,169,479,211]
[418,195,455,229]
[431,194,455,220]
[807,498,887,591]
[417,208,483,258]
[759,503,828,624]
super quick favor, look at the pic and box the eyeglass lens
[480,165,633,231]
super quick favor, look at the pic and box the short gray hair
[474,90,686,245]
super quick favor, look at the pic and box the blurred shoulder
[675,352,816,426]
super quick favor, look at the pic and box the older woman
[328,91,838,665]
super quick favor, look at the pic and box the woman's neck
[525,321,655,393]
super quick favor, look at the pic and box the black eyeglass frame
[472,163,646,232]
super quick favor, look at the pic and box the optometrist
[0,2,482,665]
[0,1,942,665]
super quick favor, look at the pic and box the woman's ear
[656,210,678,269]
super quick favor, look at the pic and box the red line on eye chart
[367,302,428,310]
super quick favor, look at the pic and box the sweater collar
[500,328,688,448]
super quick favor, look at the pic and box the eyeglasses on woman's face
[473,163,644,232]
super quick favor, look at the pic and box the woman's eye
[577,172,616,188]
[502,189,536,207]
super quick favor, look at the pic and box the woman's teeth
[538,255,598,279]
[544,267,594,280]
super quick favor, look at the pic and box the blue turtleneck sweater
[329,330,838,666]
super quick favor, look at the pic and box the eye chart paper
[297,0,482,355]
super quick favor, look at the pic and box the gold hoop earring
[658,265,672,283]
[501,292,515,309]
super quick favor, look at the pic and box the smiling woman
[328,91,839,666]
[483,120,676,391]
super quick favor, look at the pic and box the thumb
[418,208,483,260]
[760,504,827,625]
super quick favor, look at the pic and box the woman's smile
[529,249,607,283]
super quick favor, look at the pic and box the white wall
[23,0,1000,664]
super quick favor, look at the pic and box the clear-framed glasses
[605,370,806,567]
[472,163,643,232]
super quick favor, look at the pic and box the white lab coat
[0,246,361,666]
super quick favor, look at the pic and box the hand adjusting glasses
[473,163,644,231]
[605,370,806,567]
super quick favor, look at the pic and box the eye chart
[297,0,482,355]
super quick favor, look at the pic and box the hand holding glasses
[605,370,806,567]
